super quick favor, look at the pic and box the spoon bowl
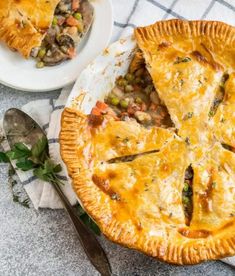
[4,108,45,148]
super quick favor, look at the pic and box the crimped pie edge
[60,20,235,265]
[60,107,235,265]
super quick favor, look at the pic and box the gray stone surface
[0,84,234,276]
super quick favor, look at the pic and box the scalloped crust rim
[60,19,235,266]
[60,106,235,265]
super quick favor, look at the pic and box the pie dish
[60,20,235,265]
[0,0,94,67]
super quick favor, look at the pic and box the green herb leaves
[0,152,9,163]
[208,110,215,117]
[6,142,31,160]
[212,181,216,189]
[0,137,101,235]
[1,138,61,181]
[16,158,35,171]
[31,136,48,159]
[183,112,194,120]
[75,204,101,235]
[33,160,62,183]
[174,57,191,64]
[123,137,129,143]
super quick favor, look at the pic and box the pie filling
[103,50,174,128]
[208,73,228,118]
[31,0,90,68]
[61,20,235,264]
[108,150,159,164]
[182,166,193,226]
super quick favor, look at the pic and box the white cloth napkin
[1,0,235,265]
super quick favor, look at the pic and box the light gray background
[0,86,235,276]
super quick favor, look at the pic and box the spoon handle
[52,182,112,276]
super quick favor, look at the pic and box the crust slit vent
[208,73,229,118]
[182,165,194,226]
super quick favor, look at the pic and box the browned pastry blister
[60,20,235,264]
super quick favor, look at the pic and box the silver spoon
[3,108,112,276]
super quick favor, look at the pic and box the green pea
[110,97,120,106]
[38,48,46,59]
[74,12,82,20]
[52,16,58,26]
[183,183,189,192]
[120,99,129,108]
[183,196,190,204]
[36,61,45,68]
[135,97,142,104]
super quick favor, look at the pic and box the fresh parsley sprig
[0,152,9,163]
[1,137,63,184]
[0,137,100,235]
[75,204,101,235]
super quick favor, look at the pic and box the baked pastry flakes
[60,20,235,264]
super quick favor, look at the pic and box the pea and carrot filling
[182,166,193,226]
[31,0,87,68]
[96,52,174,128]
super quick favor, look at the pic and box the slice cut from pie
[0,0,94,67]
[0,0,57,58]
[60,20,235,265]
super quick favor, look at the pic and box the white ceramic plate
[0,0,113,92]
[63,35,136,206]
[66,35,136,111]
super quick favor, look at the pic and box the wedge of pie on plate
[60,20,235,265]
[0,0,93,67]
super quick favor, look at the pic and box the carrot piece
[72,0,80,11]
[91,107,101,116]
[88,114,104,127]
[66,15,79,26]
[67,47,76,59]
[96,101,108,110]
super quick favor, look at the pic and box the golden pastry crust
[135,20,235,145]
[60,20,235,265]
[0,0,60,57]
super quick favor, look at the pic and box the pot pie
[60,20,235,264]
[0,0,93,68]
